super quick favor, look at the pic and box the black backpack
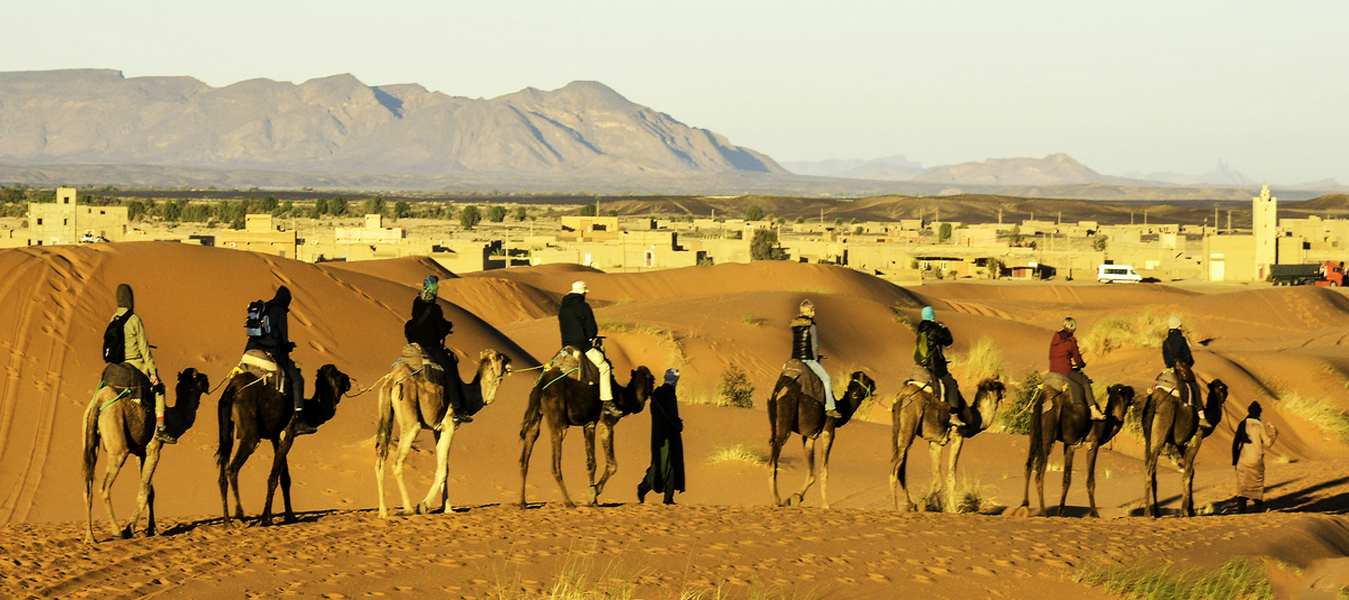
[245,300,271,337]
[103,312,132,364]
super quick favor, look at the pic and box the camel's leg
[1085,442,1102,518]
[226,435,260,525]
[280,457,294,523]
[99,450,130,539]
[418,425,457,514]
[592,419,618,503]
[583,423,599,506]
[1019,440,1035,514]
[1057,444,1076,517]
[1035,443,1048,517]
[1142,439,1161,518]
[769,426,791,507]
[1181,439,1202,517]
[261,436,295,525]
[891,435,915,511]
[392,423,421,515]
[125,447,161,537]
[84,448,99,544]
[550,425,575,508]
[946,436,965,514]
[926,441,945,512]
[519,415,542,508]
[146,484,156,537]
[819,429,835,509]
[787,436,818,506]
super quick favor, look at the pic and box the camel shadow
[1266,476,1349,514]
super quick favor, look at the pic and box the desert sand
[2,242,1349,598]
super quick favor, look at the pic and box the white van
[1097,264,1142,284]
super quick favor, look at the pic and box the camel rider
[244,286,315,436]
[404,275,470,424]
[1163,315,1206,425]
[791,299,841,419]
[915,306,963,426]
[559,281,620,418]
[1048,317,1105,421]
[109,284,175,444]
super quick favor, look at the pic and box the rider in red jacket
[1048,317,1104,421]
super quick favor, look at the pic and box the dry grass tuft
[741,314,766,327]
[955,336,1003,383]
[1277,391,1349,444]
[1074,556,1273,600]
[706,443,769,466]
[1081,312,1172,359]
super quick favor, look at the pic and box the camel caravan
[80,278,1235,544]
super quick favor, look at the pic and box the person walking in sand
[1162,315,1206,425]
[404,275,470,424]
[1232,401,1277,513]
[914,306,962,426]
[639,368,686,505]
[106,283,175,444]
[1046,317,1105,421]
[791,299,840,419]
[558,280,620,417]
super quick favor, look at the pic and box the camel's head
[1106,384,1136,421]
[973,378,1005,425]
[1206,379,1228,415]
[319,364,352,402]
[176,368,210,408]
[478,349,512,405]
[622,366,656,416]
[846,371,875,407]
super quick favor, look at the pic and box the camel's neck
[972,390,999,432]
[166,390,202,432]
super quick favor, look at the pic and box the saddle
[99,362,151,405]
[545,346,600,386]
[237,349,285,393]
[1152,369,1180,397]
[398,343,446,380]
[779,359,826,401]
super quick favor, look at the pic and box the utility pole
[998,208,1003,225]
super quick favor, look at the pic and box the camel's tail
[81,394,101,486]
[520,384,543,440]
[1026,385,1048,472]
[375,379,395,463]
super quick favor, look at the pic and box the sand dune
[3,243,1349,598]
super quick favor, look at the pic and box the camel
[216,363,351,527]
[1019,382,1137,517]
[82,367,209,543]
[767,368,876,508]
[518,357,655,508]
[375,348,512,517]
[890,378,1006,512]
[1141,378,1228,517]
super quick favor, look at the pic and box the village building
[26,187,130,246]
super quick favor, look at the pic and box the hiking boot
[825,408,843,419]
[949,411,966,427]
[1089,404,1106,421]
[1197,409,1211,427]
[293,420,318,436]
[602,400,623,418]
[452,412,473,424]
[154,428,178,445]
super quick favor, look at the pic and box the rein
[346,372,393,398]
[94,380,136,412]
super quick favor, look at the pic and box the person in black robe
[639,368,685,505]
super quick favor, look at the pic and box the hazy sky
[6,1,1347,183]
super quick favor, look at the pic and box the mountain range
[0,69,1342,198]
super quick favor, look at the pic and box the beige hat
[1168,315,1182,329]
[570,280,588,295]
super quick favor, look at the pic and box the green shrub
[1074,556,1273,600]
[1081,312,1171,359]
[997,371,1042,435]
[717,366,755,408]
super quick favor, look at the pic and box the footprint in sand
[912,574,935,583]
[924,566,951,576]
[970,566,996,576]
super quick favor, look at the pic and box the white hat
[1168,315,1182,329]
[571,280,588,295]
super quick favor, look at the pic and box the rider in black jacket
[558,281,619,417]
[244,286,314,435]
[404,275,470,423]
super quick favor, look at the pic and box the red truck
[1269,261,1345,286]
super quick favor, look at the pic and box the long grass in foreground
[706,443,769,466]
[1073,556,1273,600]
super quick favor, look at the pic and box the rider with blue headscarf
[915,306,963,425]
[405,275,470,423]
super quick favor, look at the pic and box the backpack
[103,312,132,364]
[245,300,271,338]
[913,327,931,367]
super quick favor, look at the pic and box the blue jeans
[802,360,836,411]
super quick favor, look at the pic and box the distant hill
[0,69,782,178]
[909,153,1150,186]
[1126,160,1254,186]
